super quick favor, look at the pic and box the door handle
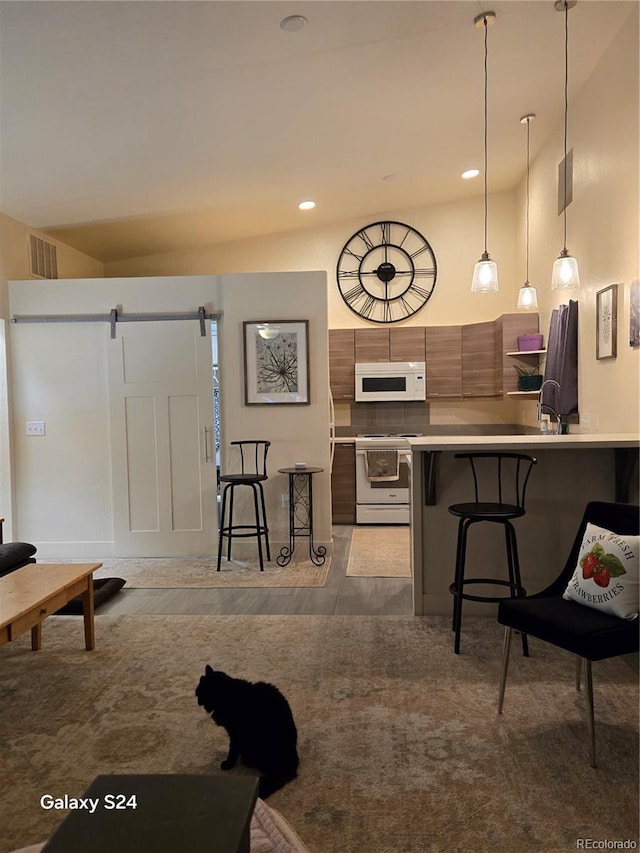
[204,426,212,462]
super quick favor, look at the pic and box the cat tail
[258,769,297,800]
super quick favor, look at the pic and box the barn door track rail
[11,306,222,338]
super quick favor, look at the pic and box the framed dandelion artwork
[243,320,310,405]
[596,284,618,360]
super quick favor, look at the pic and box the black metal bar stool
[217,440,271,571]
[448,452,537,654]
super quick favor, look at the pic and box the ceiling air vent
[29,234,58,279]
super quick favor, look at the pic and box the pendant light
[551,0,580,290]
[517,114,539,310]
[471,11,498,293]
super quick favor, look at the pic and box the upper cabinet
[329,329,355,400]
[354,328,389,363]
[425,326,462,397]
[353,327,426,363]
[329,314,539,401]
[389,327,426,362]
[462,321,497,397]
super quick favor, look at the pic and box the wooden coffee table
[0,562,102,651]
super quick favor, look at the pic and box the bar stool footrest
[449,577,526,604]
[219,524,269,539]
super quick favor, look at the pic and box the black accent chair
[448,452,537,655]
[217,440,271,571]
[497,501,640,768]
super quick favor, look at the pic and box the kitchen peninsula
[409,434,639,616]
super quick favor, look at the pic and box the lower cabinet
[331,442,356,524]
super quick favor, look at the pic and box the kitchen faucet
[536,379,562,433]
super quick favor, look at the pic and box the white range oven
[355,433,421,524]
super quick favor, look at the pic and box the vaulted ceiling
[0,1,636,262]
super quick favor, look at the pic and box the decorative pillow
[563,522,639,620]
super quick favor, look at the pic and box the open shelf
[506,349,547,356]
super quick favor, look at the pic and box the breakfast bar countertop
[409,432,639,617]
[408,433,639,452]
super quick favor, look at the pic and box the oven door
[355,450,411,505]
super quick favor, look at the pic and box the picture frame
[243,320,310,405]
[596,284,618,360]
[630,280,640,347]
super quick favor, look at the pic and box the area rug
[1,615,637,853]
[90,556,331,589]
[346,526,411,577]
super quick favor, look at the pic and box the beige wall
[0,212,103,319]
[217,271,331,555]
[106,190,520,329]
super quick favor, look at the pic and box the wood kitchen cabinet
[424,326,462,397]
[329,329,355,400]
[330,313,539,401]
[389,327,426,362]
[354,328,389,363]
[331,442,356,524]
[462,321,497,397]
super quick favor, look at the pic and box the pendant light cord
[525,117,530,283]
[483,17,489,255]
[562,1,569,251]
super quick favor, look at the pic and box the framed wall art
[630,280,640,347]
[596,284,618,360]
[243,320,310,405]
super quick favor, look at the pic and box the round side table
[276,467,326,567]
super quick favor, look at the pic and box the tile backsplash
[350,402,428,433]
[334,400,538,436]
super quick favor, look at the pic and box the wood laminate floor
[99,526,414,617]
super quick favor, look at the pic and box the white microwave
[355,361,426,402]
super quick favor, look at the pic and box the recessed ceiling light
[461,169,480,179]
[280,15,308,32]
[298,200,316,210]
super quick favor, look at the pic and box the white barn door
[108,321,217,556]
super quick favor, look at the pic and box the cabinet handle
[204,426,212,462]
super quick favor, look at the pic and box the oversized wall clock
[336,220,437,323]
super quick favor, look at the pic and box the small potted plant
[514,365,543,391]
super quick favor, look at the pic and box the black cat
[195,664,299,799]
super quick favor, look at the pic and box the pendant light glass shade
[517,282,538,310]
[553,0,580,291]
[517,114,538,310]
[471,12,498,293]
[472,253,499,292]
[551,249,580,289]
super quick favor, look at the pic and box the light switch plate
[26,421,45,435]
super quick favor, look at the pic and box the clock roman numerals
[356,229,375,251]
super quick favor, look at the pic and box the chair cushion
[0,542,37,577]
[498,595,639,660]
[562,522,639,620]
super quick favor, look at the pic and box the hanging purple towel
[542,300,578,416]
